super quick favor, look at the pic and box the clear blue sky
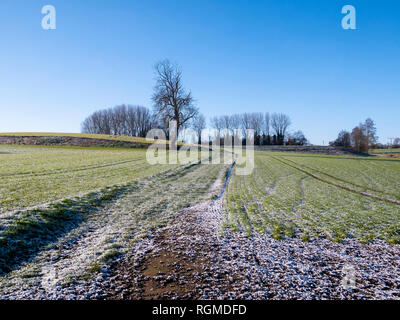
[0,0,399,145]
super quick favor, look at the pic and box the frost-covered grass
[0,155,227,286]
[0,145,175,212]
[0,185,126,274]
[225,151,400,243]
[0,143,228,280]
[279,154,400,200]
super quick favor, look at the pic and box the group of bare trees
[209,112,303,145]
[81,105,154,137]
[82,60,199,139]
[81,59,306,146]
[330,118,378,153]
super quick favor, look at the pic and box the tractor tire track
[272,156,400,206]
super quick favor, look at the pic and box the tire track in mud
[280,156,400,201]
[292,176,307,212]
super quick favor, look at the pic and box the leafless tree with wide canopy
[152,60,198,136]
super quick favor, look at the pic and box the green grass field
[371,148,400,154]
[1,141,399,249]
[0,144,178,212]
[225,151,400,243]
[0,143,226,275]
[1,139,400,291]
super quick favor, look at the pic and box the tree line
[81,105,155,137]
[209,113,307,146]
[82,59,307,146]
[330,118,378,153]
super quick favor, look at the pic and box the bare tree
[264,112,271,144]
[152,60,198,136]
[351,125,366,153]
[220,115,232,132]
[271,113,291,145]
[229,114,242,142]
[127,105,154,137]
[111,105,127,135]
[81,109,110,135]
[363,118,378,150]
[249,113,264,146]
[210,116,223,131]
[81,117,94,134]
[241,113,252,132]
[192,113,206,144]
[229,114,241,131]
[210,116,224,142]
[264,112,270,137]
